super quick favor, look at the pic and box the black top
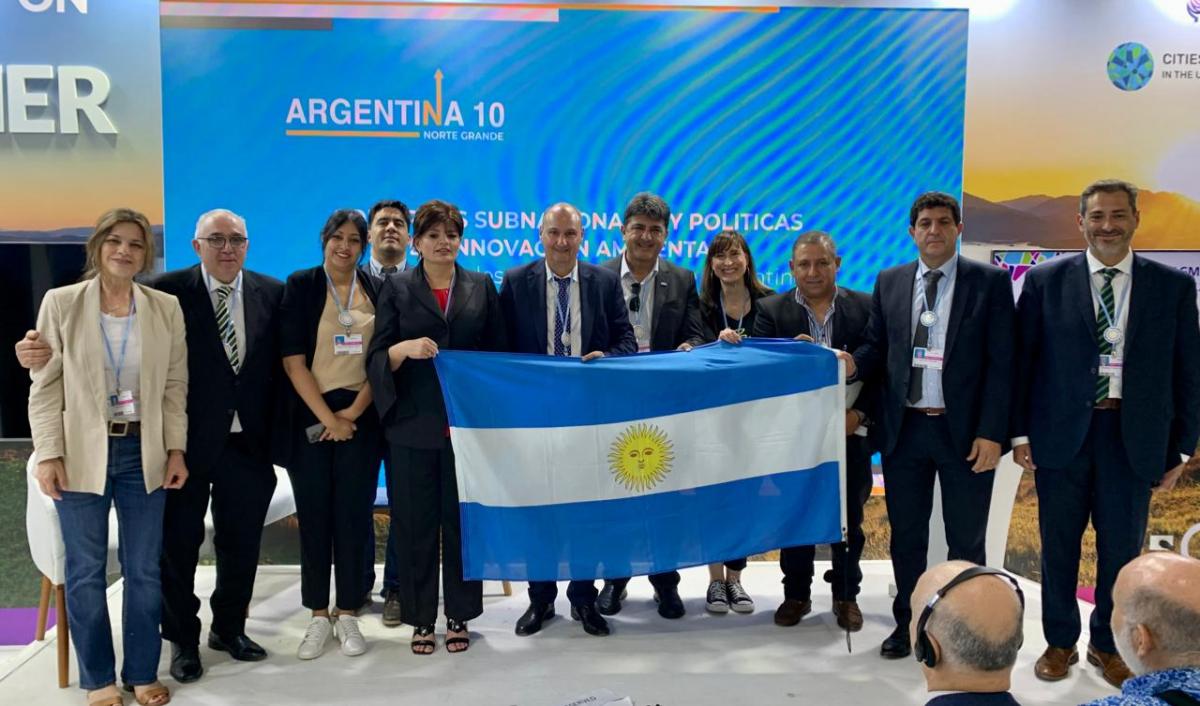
[926,692,1022,706]
[366,262,508,450]
[697,287,775,342]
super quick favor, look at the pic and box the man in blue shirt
[1084,552,1200,706]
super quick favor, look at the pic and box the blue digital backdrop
[161,6,967,294]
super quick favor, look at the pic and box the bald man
[910,561,1025,706]
[1084,552,1200,705]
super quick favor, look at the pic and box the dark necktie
[381,265,398,278]
[1095,268,1119,404]
[908,269,944,405]
[553,276,571,357]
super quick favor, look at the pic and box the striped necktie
[1094,268,1119,404]
[216,285,240,372]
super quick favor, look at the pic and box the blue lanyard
[100,295,136,393]
[1089,269,1129,333]
[916,269,946,315]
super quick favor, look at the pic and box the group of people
[17,182,1200,706]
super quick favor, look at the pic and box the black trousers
[1035,409,1152,654]
[780,435,873,602]
[362,448,400,598]
[388,440,482,626]
[604,571,680,596]
[288,389,381,612]
[882,411,995,625]
[528,580,598,607]
[160,433,275,645]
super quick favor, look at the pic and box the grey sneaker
[705,580,730,614]
[382,592,403,627]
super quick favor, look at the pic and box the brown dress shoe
[832,600,863,632]
[1087,644,1133,688]
[773,599,813,627]
[1034,645,1079,681]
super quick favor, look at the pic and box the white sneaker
[334,614,368,656]
[297,616,332,660]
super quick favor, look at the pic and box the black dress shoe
[169,642,203,683]
[515,602,555,636]
[570,603,610,636]
[207,632,268,662]
[597,583,627,616]
[880,625,912,659]
[654,586,686,619]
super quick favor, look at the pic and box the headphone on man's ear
[913,566,1025,669]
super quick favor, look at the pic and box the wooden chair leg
[502,580,512,597]
[35,575,52,641]
[55,584,69,688]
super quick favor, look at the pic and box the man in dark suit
[1011,179,1200,687]
[596,192,704,620]
[847,191,1015,659]
[15,209,285,681]
[752,231,876,632]
[910,561,1025,706]
[358,199,412,628]
[502,202,636,638]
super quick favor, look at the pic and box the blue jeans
[55,436,166,690]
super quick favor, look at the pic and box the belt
[1094,399,1121,410]
[107,420,141,437]
[910,407,946,416]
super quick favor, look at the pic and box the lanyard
[916,269,946,316]
[1089,269,1130,335]
[324,268,359,333]
[554,275,572,338]
[720,290,747,333]
[100,295,136,393]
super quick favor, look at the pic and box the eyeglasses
[198,235,248,250]
[629,281,641,313]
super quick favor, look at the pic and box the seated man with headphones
[911,561,1026,706]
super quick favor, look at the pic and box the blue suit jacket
[853,256,1016,457]
[927,692,1022,706]
[498,259,637,356]
[1012,253,1200,480]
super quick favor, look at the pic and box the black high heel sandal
[445,618,470,654]
[411,624,435,655]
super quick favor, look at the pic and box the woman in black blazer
[366,200,507,655]
[696,229,774,615]
[279,209,382,660]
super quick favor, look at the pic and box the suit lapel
[944,260,972,360]
[81,278,109,415]
[530,261,548,350]
[240,271,265,366]
[783,290,812,340]
[830,289,850,349]
[890,262,919,346]
[1124,254,1150,348]
[1068,254,1098,343]
[407,262,444,320]
[579,265,596,353]
[651,263,669,343]
[446,264,476,323]
[132,283,152,407]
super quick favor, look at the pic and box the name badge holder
[720,290,748,338]
[912,347,945,371]
[325,269,363,355]
[101,297,138,418]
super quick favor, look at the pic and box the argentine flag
[434,339,846,581]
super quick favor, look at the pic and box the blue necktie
[553,276,571,357]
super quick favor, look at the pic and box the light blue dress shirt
[908,254,958,408]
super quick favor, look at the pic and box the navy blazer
[926,692,1022,706]
[149,265,284,470]
[366,262,507,449]
[499,259,636,356]
[600,256,704,350]
[276,264,380,466]
[853,256,1015,457]
[1012,253,1200,480]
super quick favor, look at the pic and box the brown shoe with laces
[773,599,812,627]
[1087,644,1133,688]
[1034,645,1079,681]
[832,600,864,632]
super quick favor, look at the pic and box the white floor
[0,561,1114,706]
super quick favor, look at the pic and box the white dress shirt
[620,255,659,353]
[203,264,246,432]
[367,254,407,279]
[545,261,582,357]
[908,255,958,409]
[1087,248,1133,400]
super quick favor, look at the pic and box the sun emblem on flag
[608,423,674,492]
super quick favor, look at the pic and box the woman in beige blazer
[28,208,189,706]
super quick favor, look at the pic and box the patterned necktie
[908,269,944,405]
[553,276,571,357]
[215,285,240,372]
[1095,268,1119,404]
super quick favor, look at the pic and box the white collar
[201,263,242,293]
[916,254,958,281]
[1085,248,1133,275]
[370,254,406,275]
[545,260,579,283]
[620,253,659,284]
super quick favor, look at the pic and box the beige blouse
[311,287,375,393]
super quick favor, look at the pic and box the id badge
[110,389,138,417]
[1098,354,1123,378]
[912,347,945,370]
[333,333,364,356]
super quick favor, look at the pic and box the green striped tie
[1094,268,1118,404]
[216,285,240,372]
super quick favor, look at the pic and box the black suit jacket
[1012,253,1200,480]
[276,265,380,465]
[698,288,775,342]
[926,692,1021,706]
[600,256,704,350]
[853,256,1015,457]
[499,259,636,356]
[149,265,283,471]
[366,263,507,449]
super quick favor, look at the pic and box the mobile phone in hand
[305,422,326,444]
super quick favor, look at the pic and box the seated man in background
[1084,552,1200,706]
[910,561,1025,706]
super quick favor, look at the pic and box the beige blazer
[28,278,188,495]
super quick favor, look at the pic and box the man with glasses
[16,208,285,683]
[597,192,704,620]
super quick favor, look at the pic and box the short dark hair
[909,191,961,227]
[623,192,671,231]
[791,230,838,260]
[368,199,411,231]
[319,209,369,264]
[412,200,465,241]
[1080,179,1139,216]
